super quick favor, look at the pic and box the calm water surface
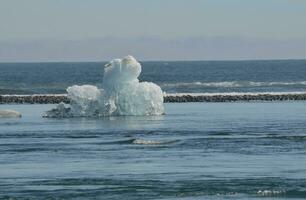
[1,102,306,199]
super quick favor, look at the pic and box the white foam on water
[257,190,285,196]
[44,56,164,117]
[161,81,306,88]
[132,139,177,145]
[165,91,306,97]
[3,91,306,98]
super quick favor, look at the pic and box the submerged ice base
[44,56,164,117]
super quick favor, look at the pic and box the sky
[0,0,306,61]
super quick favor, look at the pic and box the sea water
[1,60,306,95]
[1,59,306,199]
[1,102,306,199]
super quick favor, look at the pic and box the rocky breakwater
[164,92,306,103]
[1,92,306,104]
[0,95,69,104]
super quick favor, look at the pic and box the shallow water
[1,102,306,199]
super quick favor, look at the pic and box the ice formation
[44,56,164,117]
[0,109,22,118]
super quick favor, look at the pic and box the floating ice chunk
[43,102,71,118]
[44,56,164,117]
[0,109,22,118]
[67,85,101,117]
[103,56,141,90]
[113,82,164,115]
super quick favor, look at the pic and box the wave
[257,189,285,196]
[3,91,306,97]
[0,88,34,95]
[161,81,306,88]
[2,81,306,96]
[266,135,306,141]
[8,177,306,199]
[165,91,306,97]
[132,139,178,145]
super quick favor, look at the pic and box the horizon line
[1,58,306,64]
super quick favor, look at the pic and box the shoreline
[1,92,306,104]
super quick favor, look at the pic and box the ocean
[1,103,306,199]
[1,60,306,199]
[1,59,306,95]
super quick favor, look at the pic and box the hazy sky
[0,0,306,61]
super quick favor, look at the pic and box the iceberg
[44,56,164,117]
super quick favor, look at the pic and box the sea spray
[44,56,164,117]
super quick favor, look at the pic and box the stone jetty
[0,95,69,104]
[1,92,306,104]
[164,92,306,103]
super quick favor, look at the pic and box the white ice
[0,109,22,118]
[44,56,164,117]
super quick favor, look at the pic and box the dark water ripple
[1,178,306,199]
[1,129,306,155]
